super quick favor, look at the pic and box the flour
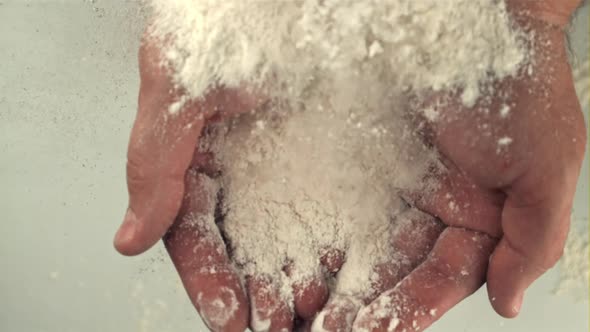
[196,287,240,329]
[149,0,527,107]
[209,95,436,301]
[148,0,528,323]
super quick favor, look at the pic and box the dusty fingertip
[312,295,362,332]
[352,294,401,332]
[319,248,345,274]
[247,276,294,332]
[248,284,272,332]
[197,286,249,332]
[293,276,329,320]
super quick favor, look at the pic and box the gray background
[0,1,587,331]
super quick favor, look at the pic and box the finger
[354,228,497,332]
[115,35,263,256]
[310,249,351,331]
[487,171,577,317]
[312,295,362,332]
[292,274,329,321]
[247,276,294,332]
[114,35,204,256]
[319,248,345,274]
[487,23,585,318]
[369,210,445,302]
[164,171,249,332]
[313,210,444,332]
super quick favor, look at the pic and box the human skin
[348,1,587,331]
[114,0,586,331]
[113,34,329,331]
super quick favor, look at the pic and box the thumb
[114,35,206,256]
[486,168,576,317]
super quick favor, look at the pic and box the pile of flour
[148,0,527,311]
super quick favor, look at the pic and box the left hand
[314,1,587,331]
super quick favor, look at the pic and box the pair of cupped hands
[114,2,586,331]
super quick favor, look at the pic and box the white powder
[149,0,527,106]
[196,287,240,329]
[148,0,527,317]
[387,318,400,332]
[499,104,511,118]
[497,136,514,146]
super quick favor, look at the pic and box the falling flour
[148,0,528,325]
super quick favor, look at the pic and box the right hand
[112,32,258,331]
[113,32,334,331]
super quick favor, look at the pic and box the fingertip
[489,286,524,319]
[312,295,362,332]
[246,276,294,332]
[486,239,534,319]
[319,248,345,274]
[190,269,250,332]
[113,208,144,256]
[201,288,249,332]
[487,261,525,319]
[293,276,329,320]
[488,290,523,319]
[352,293,398,332]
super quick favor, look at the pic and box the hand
[113,33,333,331]
[351,3,586,331]
[113,33,261,331]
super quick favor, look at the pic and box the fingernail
[115,208,137,247]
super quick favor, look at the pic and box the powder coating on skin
[148,0,528,327]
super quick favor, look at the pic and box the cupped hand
[112,32,258,331]
[115,2,586,331]
[112,32,328,331]
[351,3,586,331]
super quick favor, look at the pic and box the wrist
[506,0,582,28]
